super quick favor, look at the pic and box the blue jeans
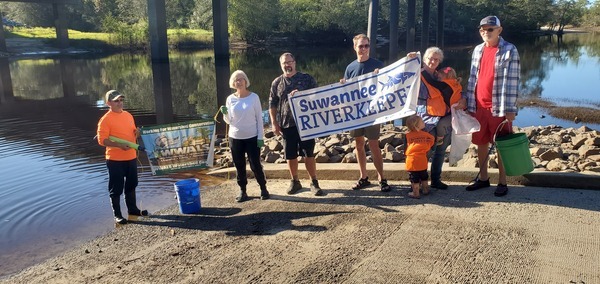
[428,126,451,183]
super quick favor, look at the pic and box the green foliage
[188,0,213,30]
[229,0,281,41]
[276,0,368,42]
[0,2,54,27]
[166,0,195,28]
[101,15,149,48]
[504,0,554,29]
[582,1,600,26]
[2,0,599,48]
[550,0,589,30]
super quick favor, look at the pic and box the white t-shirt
[223,92,265,140]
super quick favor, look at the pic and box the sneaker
[466,178,490,191]
[352,177,371,190]
[379,179,392,192]
[235,190,249,202]
[115,217,128,225]
[430,180,448,190]
[287,180,302,195]
[128,209,149,216]
[494,184,509,197]
[310,179,323,196]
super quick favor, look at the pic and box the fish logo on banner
[379,72,416,91]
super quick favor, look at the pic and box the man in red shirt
[465,16,521,197]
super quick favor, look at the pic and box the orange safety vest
[422,74,449,116]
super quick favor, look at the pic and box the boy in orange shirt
[97,90,148,224]
[405,115,435,199]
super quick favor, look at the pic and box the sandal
[408,192,420,199]
[379,179,391,192]
[352,177,371,190]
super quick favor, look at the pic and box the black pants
[106,159,139,218]
[229,136,266,189]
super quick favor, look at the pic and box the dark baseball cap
[479,16,501,28]
[105,90,125,102]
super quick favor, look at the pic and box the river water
[1,32,599,277]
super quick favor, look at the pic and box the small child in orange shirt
[434,67,463,145]
[405,115,435,198]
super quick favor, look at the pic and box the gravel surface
[3,179,599,283]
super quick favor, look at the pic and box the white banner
[289,54,422,140]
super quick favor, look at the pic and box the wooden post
[406,0,416,52]
[421,0,430,51]
[436,0,445,47]
[389,0,399,62]
[0,10,7,53]
[52,3,69,49]
[147,0,174,124]
[0,57,14,104]
[367,0,379,58]
[212,0,230,136]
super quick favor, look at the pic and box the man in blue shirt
[343,34,391,192]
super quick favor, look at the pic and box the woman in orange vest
[408,47,466,190]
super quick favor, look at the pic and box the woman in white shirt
[221,70,268,202]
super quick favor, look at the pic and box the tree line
[1,0,599,45]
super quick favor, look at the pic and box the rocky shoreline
[215,124,600,174]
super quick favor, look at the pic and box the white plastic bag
[449,132,471,166]
[449,104,480,166]
[451,104,480,135]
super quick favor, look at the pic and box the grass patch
[519,97,600,124]
[5,27,213,48]
[6,27,59,39]
[549,107,600,124]
[167,29,213,48]
[518,97,556,108]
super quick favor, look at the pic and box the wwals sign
[140,120,215,175]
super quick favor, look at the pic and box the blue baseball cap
[479,16,501,28]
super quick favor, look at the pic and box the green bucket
[495,133,534,176]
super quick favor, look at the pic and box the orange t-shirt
[97,110,137,161]
[405,130,434,171]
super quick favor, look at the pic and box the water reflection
[0,57,13,103]
[1,31,600,278]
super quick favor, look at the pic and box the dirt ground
[3,179,599,283]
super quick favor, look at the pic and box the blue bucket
[174,178,201,214]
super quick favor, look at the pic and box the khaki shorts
[349,124,380,140]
